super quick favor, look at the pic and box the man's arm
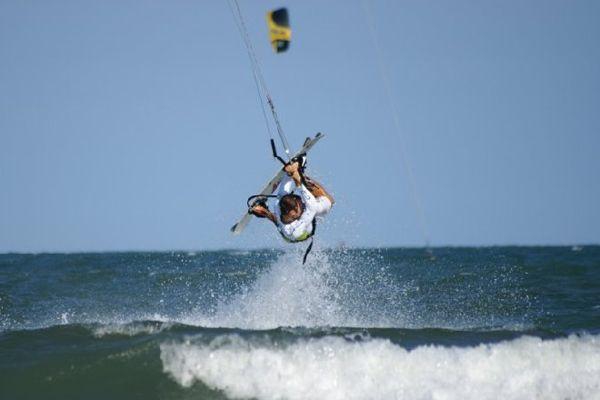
[304,177,335,205]
[284,161,334,205]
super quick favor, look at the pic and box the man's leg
[249,203,278,224]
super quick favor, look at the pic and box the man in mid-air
[248,156,334,246]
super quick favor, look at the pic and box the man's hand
[284,161,300,176]
[284,161,303,186]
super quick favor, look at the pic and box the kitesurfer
[248,156,334,243]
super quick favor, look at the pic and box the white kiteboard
[230,132,324,235]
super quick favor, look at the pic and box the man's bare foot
[249,204,269,218]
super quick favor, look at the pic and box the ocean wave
[160,333,600,400]
[1,248,542,334]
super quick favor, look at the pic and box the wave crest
[161,334,600,400]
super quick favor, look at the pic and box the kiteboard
[230,132,324,235]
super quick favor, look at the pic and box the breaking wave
[161,333,600,400]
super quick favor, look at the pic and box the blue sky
[1,0,599,252]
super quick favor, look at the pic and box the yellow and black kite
[266,8,291,53]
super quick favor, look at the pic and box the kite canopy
[266,8,291,53]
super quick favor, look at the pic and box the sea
[1,246,599,400]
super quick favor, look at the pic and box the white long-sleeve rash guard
[272,175,332,242]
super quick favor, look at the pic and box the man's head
[279,194,304,224]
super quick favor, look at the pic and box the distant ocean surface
[1,246,599,399]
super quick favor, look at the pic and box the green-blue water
[1,246,599,399]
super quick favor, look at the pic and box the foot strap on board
[246,194,278,213]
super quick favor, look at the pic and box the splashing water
[188,248,420,329]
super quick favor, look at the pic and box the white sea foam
[92,320,173,337]
[160,334,600,400]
